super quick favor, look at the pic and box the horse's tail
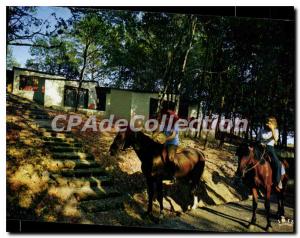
[197,149,206,177]
[191,149,206,181]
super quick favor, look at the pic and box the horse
[109,128,206,218]
[235,142,289,232]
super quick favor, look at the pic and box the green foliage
[6,46,20,69]
[7,6,67,48]
[10,7,294,144]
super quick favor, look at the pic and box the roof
[95,86,179,95]
[13,67,98,84]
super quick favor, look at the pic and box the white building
[8,67,199,119]
[96,87,179,120]
[10,67,99,114]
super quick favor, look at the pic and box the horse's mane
[236,142,266,161]
[236,143,250,157]
[137,131,164,148]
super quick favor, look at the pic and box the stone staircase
[7,94,127,218]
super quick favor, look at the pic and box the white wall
[12,68,65,102]
[12,68,98,111]
[45,80,98,108]
[109,89,132,120]
[44,79,65,107]
[131,92,158,119]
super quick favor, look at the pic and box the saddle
[253,146,288,184]
[160,145,185,164]
[152,132,185,164]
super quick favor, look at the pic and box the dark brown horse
[236,143,288,231]
[109,129,205,217]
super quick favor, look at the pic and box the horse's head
[109,129,134,156]
[235,142,251,177]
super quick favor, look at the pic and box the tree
[71,13,108,111]
[6,46,20,69]
[26,36,80,79]
[21,7,294,145]
[7,6,66,49]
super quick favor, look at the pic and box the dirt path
[144,196,294,232]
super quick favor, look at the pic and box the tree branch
[8,42,63,49]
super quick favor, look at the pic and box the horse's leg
[281,191,285,218]
[156,179,164,218]
[190,176,199,210]
[190,156,204,210]
[249,187,258,229]
[277,191,281,219]
[146,177,154,215]
[265,186,272,231]
[279,190,286,222]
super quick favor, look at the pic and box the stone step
[11,105,41,111]
[23,114,50,120]
[43,137,76,143]
[79,196,127,213]
[60,167,107,177]
[52,152,94,160]
[23,110,48,116]
[48,185,121,202]
[50,174,113,187]
[44,141,82,147]
[51,159,100,169]
[32,114,51,120]
[34,120,53,129]
[48,146,85,153]
[75,187,121,201]
[39,128,74,135]
[42,131,72,139]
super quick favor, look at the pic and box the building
[9,67,99,114]
[7,67,200,119]
[96,87,179,120]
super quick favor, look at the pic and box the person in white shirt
[260,117,282,191]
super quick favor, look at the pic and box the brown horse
[109,129,205,218]
[236,143,288,231]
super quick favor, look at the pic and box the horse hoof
[266,226,273,232]
[248,224,255,230]
[281,216,286,223]
[191,204,198,210]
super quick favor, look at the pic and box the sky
[10,6,72,67]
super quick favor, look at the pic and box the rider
[161,109,180,178]
[260,117,282,191]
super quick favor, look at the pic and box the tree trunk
[194,102,202,138]
[174,16,197,113]
[75,43,89,112]
[156,32,185,114]
[203,110,212,150]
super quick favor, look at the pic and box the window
[96,87,110,111]
[98,91,107,111]
[64,86,89,109]
[19,75,39,91]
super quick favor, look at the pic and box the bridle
[120,130,139,151]
[241,147,266,178]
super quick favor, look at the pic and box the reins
[242,148,266,178]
